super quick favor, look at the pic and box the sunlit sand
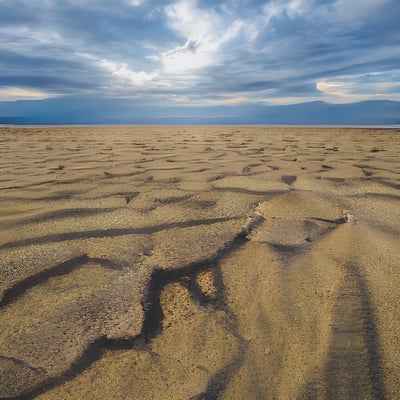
[0,126,399,399]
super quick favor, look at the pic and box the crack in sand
[0,215,264,400]
[1,126,398,399]
[0,255,124,307]
[0,217,239,250]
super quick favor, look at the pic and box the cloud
[165,0,220,42]
[0,0,398,108]
[316,72,400,103]
[262,0,309,23]
[160,38,208,73]
[0,87,57,101]
[205,96,248,106]
[316,81,342,92]
[161,0,244,73]
[96,58,158,87]
[127,0,146,6]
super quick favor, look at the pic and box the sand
[0,126,399,399]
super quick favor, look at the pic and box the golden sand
[0,126,399,399]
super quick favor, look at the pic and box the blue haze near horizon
[0,0,399,125]
[1,97,400,126]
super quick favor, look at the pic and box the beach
[0,126,399,399]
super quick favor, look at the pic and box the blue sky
[0,0,399,122]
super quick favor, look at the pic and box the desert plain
[0,126,399,399]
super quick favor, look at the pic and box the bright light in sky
[0,87,57,101]
[0,0,399,123]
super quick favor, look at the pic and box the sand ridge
[0,126,399,399]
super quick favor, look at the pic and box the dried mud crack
[0,215,264,400]
[0,217,238,250]
[1,126,399,399]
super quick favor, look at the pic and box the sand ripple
[0,126,399,399]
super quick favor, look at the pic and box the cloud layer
[0,0,399,105]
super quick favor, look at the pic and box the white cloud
[161,39,214,74]
[0,87,57,101]
[161,0,244,73]
[262,0,309,23]
[97,58,158,86]
[163,93,249,106]
[262,1,282,23]
[316,76,400,103]
[261,96,321,105]
[75,52,163,93]
[316,80,342,92]
[204,96,248,106]
[165,0,219,43]
[126,0,145,6]
[316,79,365,100]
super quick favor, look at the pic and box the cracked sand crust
[0,126,399,399]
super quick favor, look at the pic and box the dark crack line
[1,214,264,400]
[0,256,122,308]
[0,191,84,202]
[139,225,261,343]
[0,180,57,191]
[310,216,349,225]
[0,216,238,250]
[0,339,110,400]
[213,187,287,196]
[186,275,217,306]
[0,207,119,228]
[192,264,249,400]
[0,355,45,375]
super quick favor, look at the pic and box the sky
[0,0,399,123]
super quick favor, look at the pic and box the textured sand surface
[0,126,399,399]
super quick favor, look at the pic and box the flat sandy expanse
[0,126,399,399]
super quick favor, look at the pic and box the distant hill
[0,97,399,125]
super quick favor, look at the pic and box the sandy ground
[0,126,399,399]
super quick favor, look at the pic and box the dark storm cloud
[0,0,398,106]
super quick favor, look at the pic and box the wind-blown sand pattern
[0,126,399,399]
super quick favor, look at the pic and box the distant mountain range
[0,97,399,125]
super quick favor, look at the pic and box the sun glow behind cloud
[160,0,244,74]
[0,0,399,110]
[316,71,400,103]
[0,87,57,101]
